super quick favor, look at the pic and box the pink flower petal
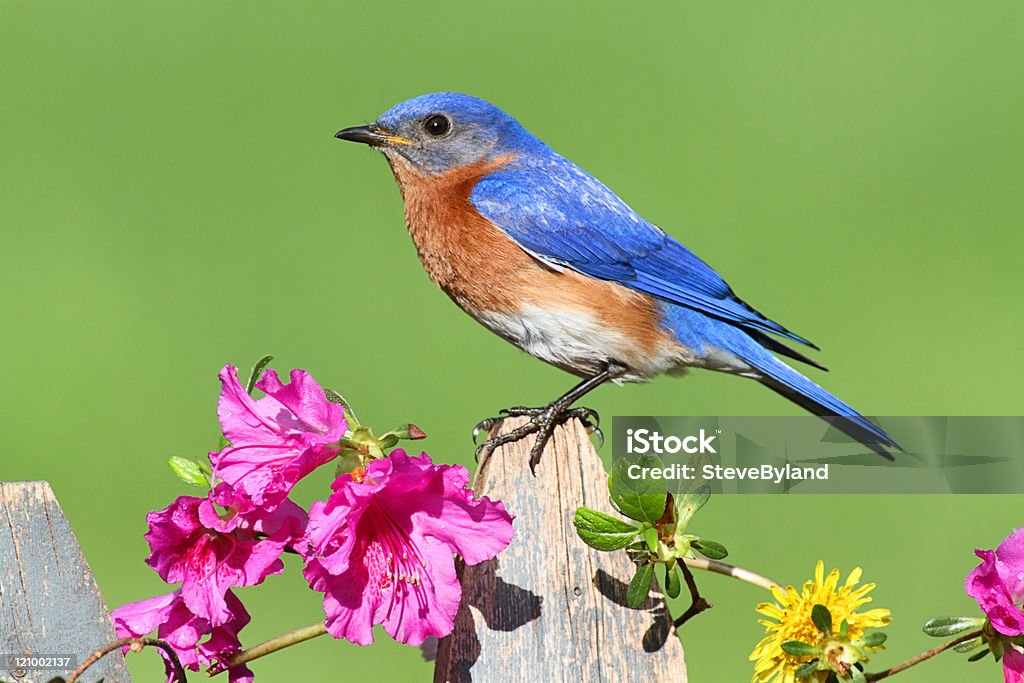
[382,451,514,565]
[1005,646,1024,683]
[257,368,346,439]
[112,592,183,641]
[380,527,463,645]
[967,546,1024,636]
[313,570,377,645]
[301,497,362,577]
[996,529,1024,600]
[145,490,304,626]
[302,450,514,646]
[144,496,207,583]
[197,591,253,683]
[112,589,251,681]
[216,365,288,447]
[112,590,205,674]
[211,365,345,510]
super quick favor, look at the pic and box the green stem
[206,622,326,676]
[682,557,783,592]
[865,629,984,681]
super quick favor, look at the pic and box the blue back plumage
[471,150,815,348]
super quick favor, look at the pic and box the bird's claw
[472,416,502,445]
[566,406,599,429]
[574,407,604,450]
[471,403,601,471]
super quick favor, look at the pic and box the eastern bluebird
[336,93,898,469]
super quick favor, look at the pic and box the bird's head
[335,93,541,174]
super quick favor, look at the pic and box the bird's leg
[473,363,623,473]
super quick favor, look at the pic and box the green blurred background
[2,1,1022,681]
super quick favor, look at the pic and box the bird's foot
[473,404,602,473]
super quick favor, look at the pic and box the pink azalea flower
[966,528,1024,636]
[301,450,514,646]
[210,365,347,509]
[145,487,306,625]
[1005,647,1024,683]
[112,589,253,683]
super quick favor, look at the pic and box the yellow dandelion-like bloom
[750,561,891,683]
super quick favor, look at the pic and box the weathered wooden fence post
[434,417,688,682]
[0,481,129,683]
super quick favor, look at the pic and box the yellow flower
[750,561,891,682]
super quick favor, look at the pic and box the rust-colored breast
[387,153,536,315]
[384,154,679,365]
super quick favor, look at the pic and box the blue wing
[471,156,817,349]
[471,155,899,455]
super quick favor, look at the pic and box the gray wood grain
[0,481,129,683]
[434,417,687,683]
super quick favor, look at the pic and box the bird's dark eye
[423,114,451,137]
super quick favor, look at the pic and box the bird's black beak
[335,125,383,146]
[334,124,412,148]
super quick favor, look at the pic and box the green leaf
[953,636,985,653]
[664,563,682,599]
[324,387,348,405]
[609,455,668,523]
[812,604,833,635]
[680,485,710,511]
[168,456,211,487]
[627,562,655,608]
[849,666,867,683]
[967,648,991,662]
[574,507,640,535]
[643,526,660,553]
[691,538,728,560]
[325,388,359,426]
[922,616,985,637]
[194,457,212,477]
[674,486,711,526]
[573,507,641,551]
[781,640,819,657]
[859,631,887,648]
[245,354,274,395]
[839,618,849,638]
[794,661,819,679]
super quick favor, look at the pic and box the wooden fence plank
[0,481,129,683]
[434,417,688,682]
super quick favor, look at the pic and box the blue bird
[335,93,898,469]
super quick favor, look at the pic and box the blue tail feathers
[661,304,900,459]
[750,354,899,460]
